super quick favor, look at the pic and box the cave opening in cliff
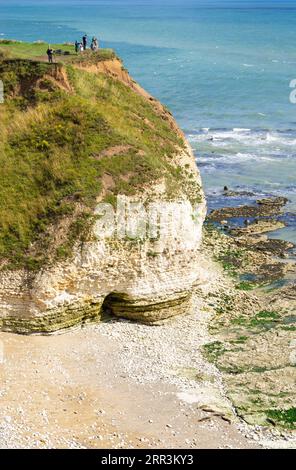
[100,292,125,320]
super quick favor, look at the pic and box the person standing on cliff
[46,46,54,63]
[91,37,99,51]
[82,34,88,50]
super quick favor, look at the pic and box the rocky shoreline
[202,193,296,435]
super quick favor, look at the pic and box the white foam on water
[199,152,279,165]
[235,152,275,162]
[188,128,296,149]
[233,128,251,132]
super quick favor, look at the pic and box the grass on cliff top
[0,43,188,269]
[0,39,115,63]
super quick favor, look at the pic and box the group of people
[75,34,99,53]
[46,34,100,63]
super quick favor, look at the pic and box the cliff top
[0,39,115,62]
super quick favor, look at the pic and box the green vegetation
[282,325,296,331]
[0,39,115,62]
[0,41,190,269]
[0,40,74,59]
[230,335,248,344]
[214,293,234,315]
[253,310,280,321]
[235,281,255,291]
[214,247,246,278]
[231,310,280,329]
[203,341,226,362]
[266,408,296,429]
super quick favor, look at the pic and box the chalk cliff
[0,45,206,333]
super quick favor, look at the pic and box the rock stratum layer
[0,43,206,333]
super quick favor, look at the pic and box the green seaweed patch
[231,310,281,329]
[266,408,296,429]
[214,248,247,278]
[229,335,248,344]
[203,341,226,363]
[215,293,235,315]
[281,325,296,331]
[250,310,280,326]
[235,281,256,291]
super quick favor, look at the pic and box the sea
[0,0,295,242]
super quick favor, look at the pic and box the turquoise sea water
[0,0,295,242]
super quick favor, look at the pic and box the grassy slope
[0,41,198,270]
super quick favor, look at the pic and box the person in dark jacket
[75,40,79,53]
[82,34,88,50]
[47,46,54,63]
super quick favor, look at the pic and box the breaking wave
[188,127,296,149]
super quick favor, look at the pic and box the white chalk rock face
[0,142,206,333]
